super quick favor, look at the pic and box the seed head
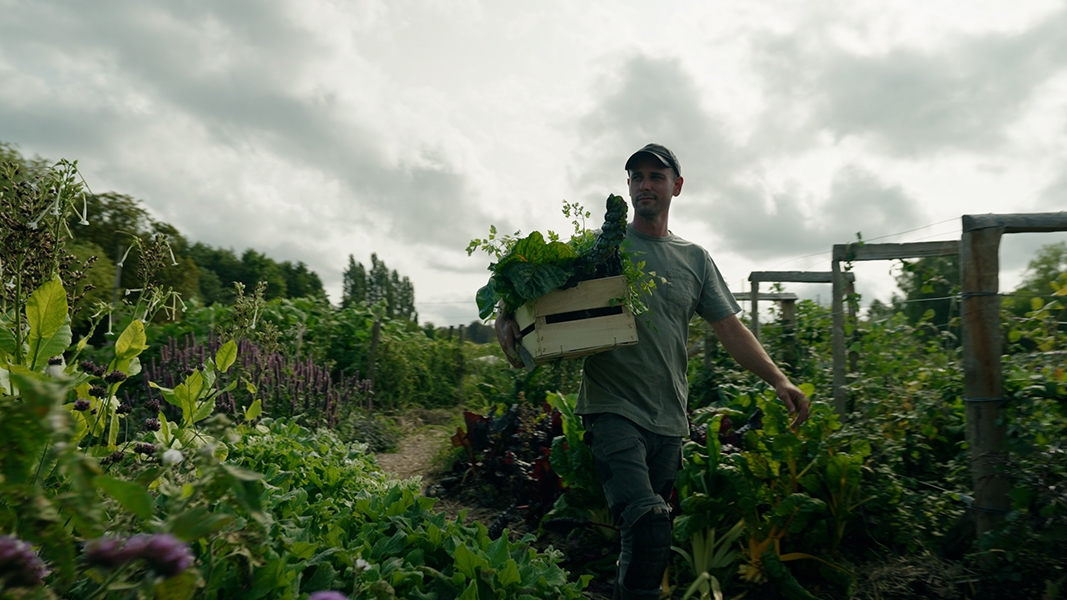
[47,356,64,366]
[116,403,132,414]
[103,370,128,384]
[145,399,161,413]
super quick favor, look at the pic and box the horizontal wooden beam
[832,240,959,262]
[733,292,799,301]
[748,271,854,283]
[963,212,1067,234]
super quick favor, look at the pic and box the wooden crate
[514,275,638,365]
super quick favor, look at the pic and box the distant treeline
[0,142,417,328]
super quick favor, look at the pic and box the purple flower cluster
[144,418,161,432]
[134,443,157,456]
[73,398,91,411]
[101,450,126,466]
[0,535,48,588]
[85,534,192,577]
[89,385,108,398]
[308,592,348,600]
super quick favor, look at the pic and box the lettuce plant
[467,196,654,320]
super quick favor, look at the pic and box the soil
[371,409,980,600]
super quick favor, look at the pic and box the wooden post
[960,222,1009,540]
[831,246,848,416]
[781,298,797,373]
[750,281,760,340]
[458,324,465,343]
[367,320,382,393]
[448,325,454,340]
[846,280,859,373]
[703,324,716,374]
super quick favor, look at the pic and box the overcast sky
[2,0,1065,326]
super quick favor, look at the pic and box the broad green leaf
[453,544,488,580]
[457,580,478,600]
[476,281,498,320]
[94,475,153,520]
[215,340,237,373]
[0,326,17,355]
[503,261,571,301]
[497,558,521,588]
[30,322,71,369]
[244,399,262,422]
[185,370,205,405]
[114,320,148,361]
[170,507,235,542]
[26,278,68,341]
[192,399,214,424]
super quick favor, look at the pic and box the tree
[342,255,368,309]
[892,255,959,337]
[240,249,288,300]
[342,253,417,321]
[279,261,325,299]
[1008,241,1067,318]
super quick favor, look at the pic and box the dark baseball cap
[625,143,681,177]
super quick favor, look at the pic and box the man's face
[627,155,683,220]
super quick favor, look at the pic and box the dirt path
[373,427,451,481]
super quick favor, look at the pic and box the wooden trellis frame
[734,291,800,368]
[961,211,1067,539]
[747,272,858,375]
[830,241,961,415]
[747,271,856,341]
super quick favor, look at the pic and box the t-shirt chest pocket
[664,269,699,310]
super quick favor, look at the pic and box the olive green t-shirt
[576,225,741,436]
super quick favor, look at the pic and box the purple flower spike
[309,592,349,600]
[89,385,108,398]
[0,535,49,587]
[140,534,193,577]
[145,418,161,432]
[84,536,137,568]
[134,442,157,456]
[73,399,91,411]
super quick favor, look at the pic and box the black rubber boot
[616,508,671,598]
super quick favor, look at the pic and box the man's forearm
[711,314,789,387]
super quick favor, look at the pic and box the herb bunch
[468,195,653,320]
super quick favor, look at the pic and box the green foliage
[469,196,653,320]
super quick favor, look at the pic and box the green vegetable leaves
[472,196,640,319]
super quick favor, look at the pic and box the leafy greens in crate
[468,195,655,320]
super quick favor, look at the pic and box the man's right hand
[495,311,524,369]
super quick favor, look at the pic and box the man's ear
[673,175,684,196]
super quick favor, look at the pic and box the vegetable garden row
[1,159,1065,599]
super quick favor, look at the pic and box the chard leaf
[502,262,570,302]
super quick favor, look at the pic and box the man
[496,143,810,600]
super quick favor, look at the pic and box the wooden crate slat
[512,275,638,365]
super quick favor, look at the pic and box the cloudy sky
[2,0,1065,326]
